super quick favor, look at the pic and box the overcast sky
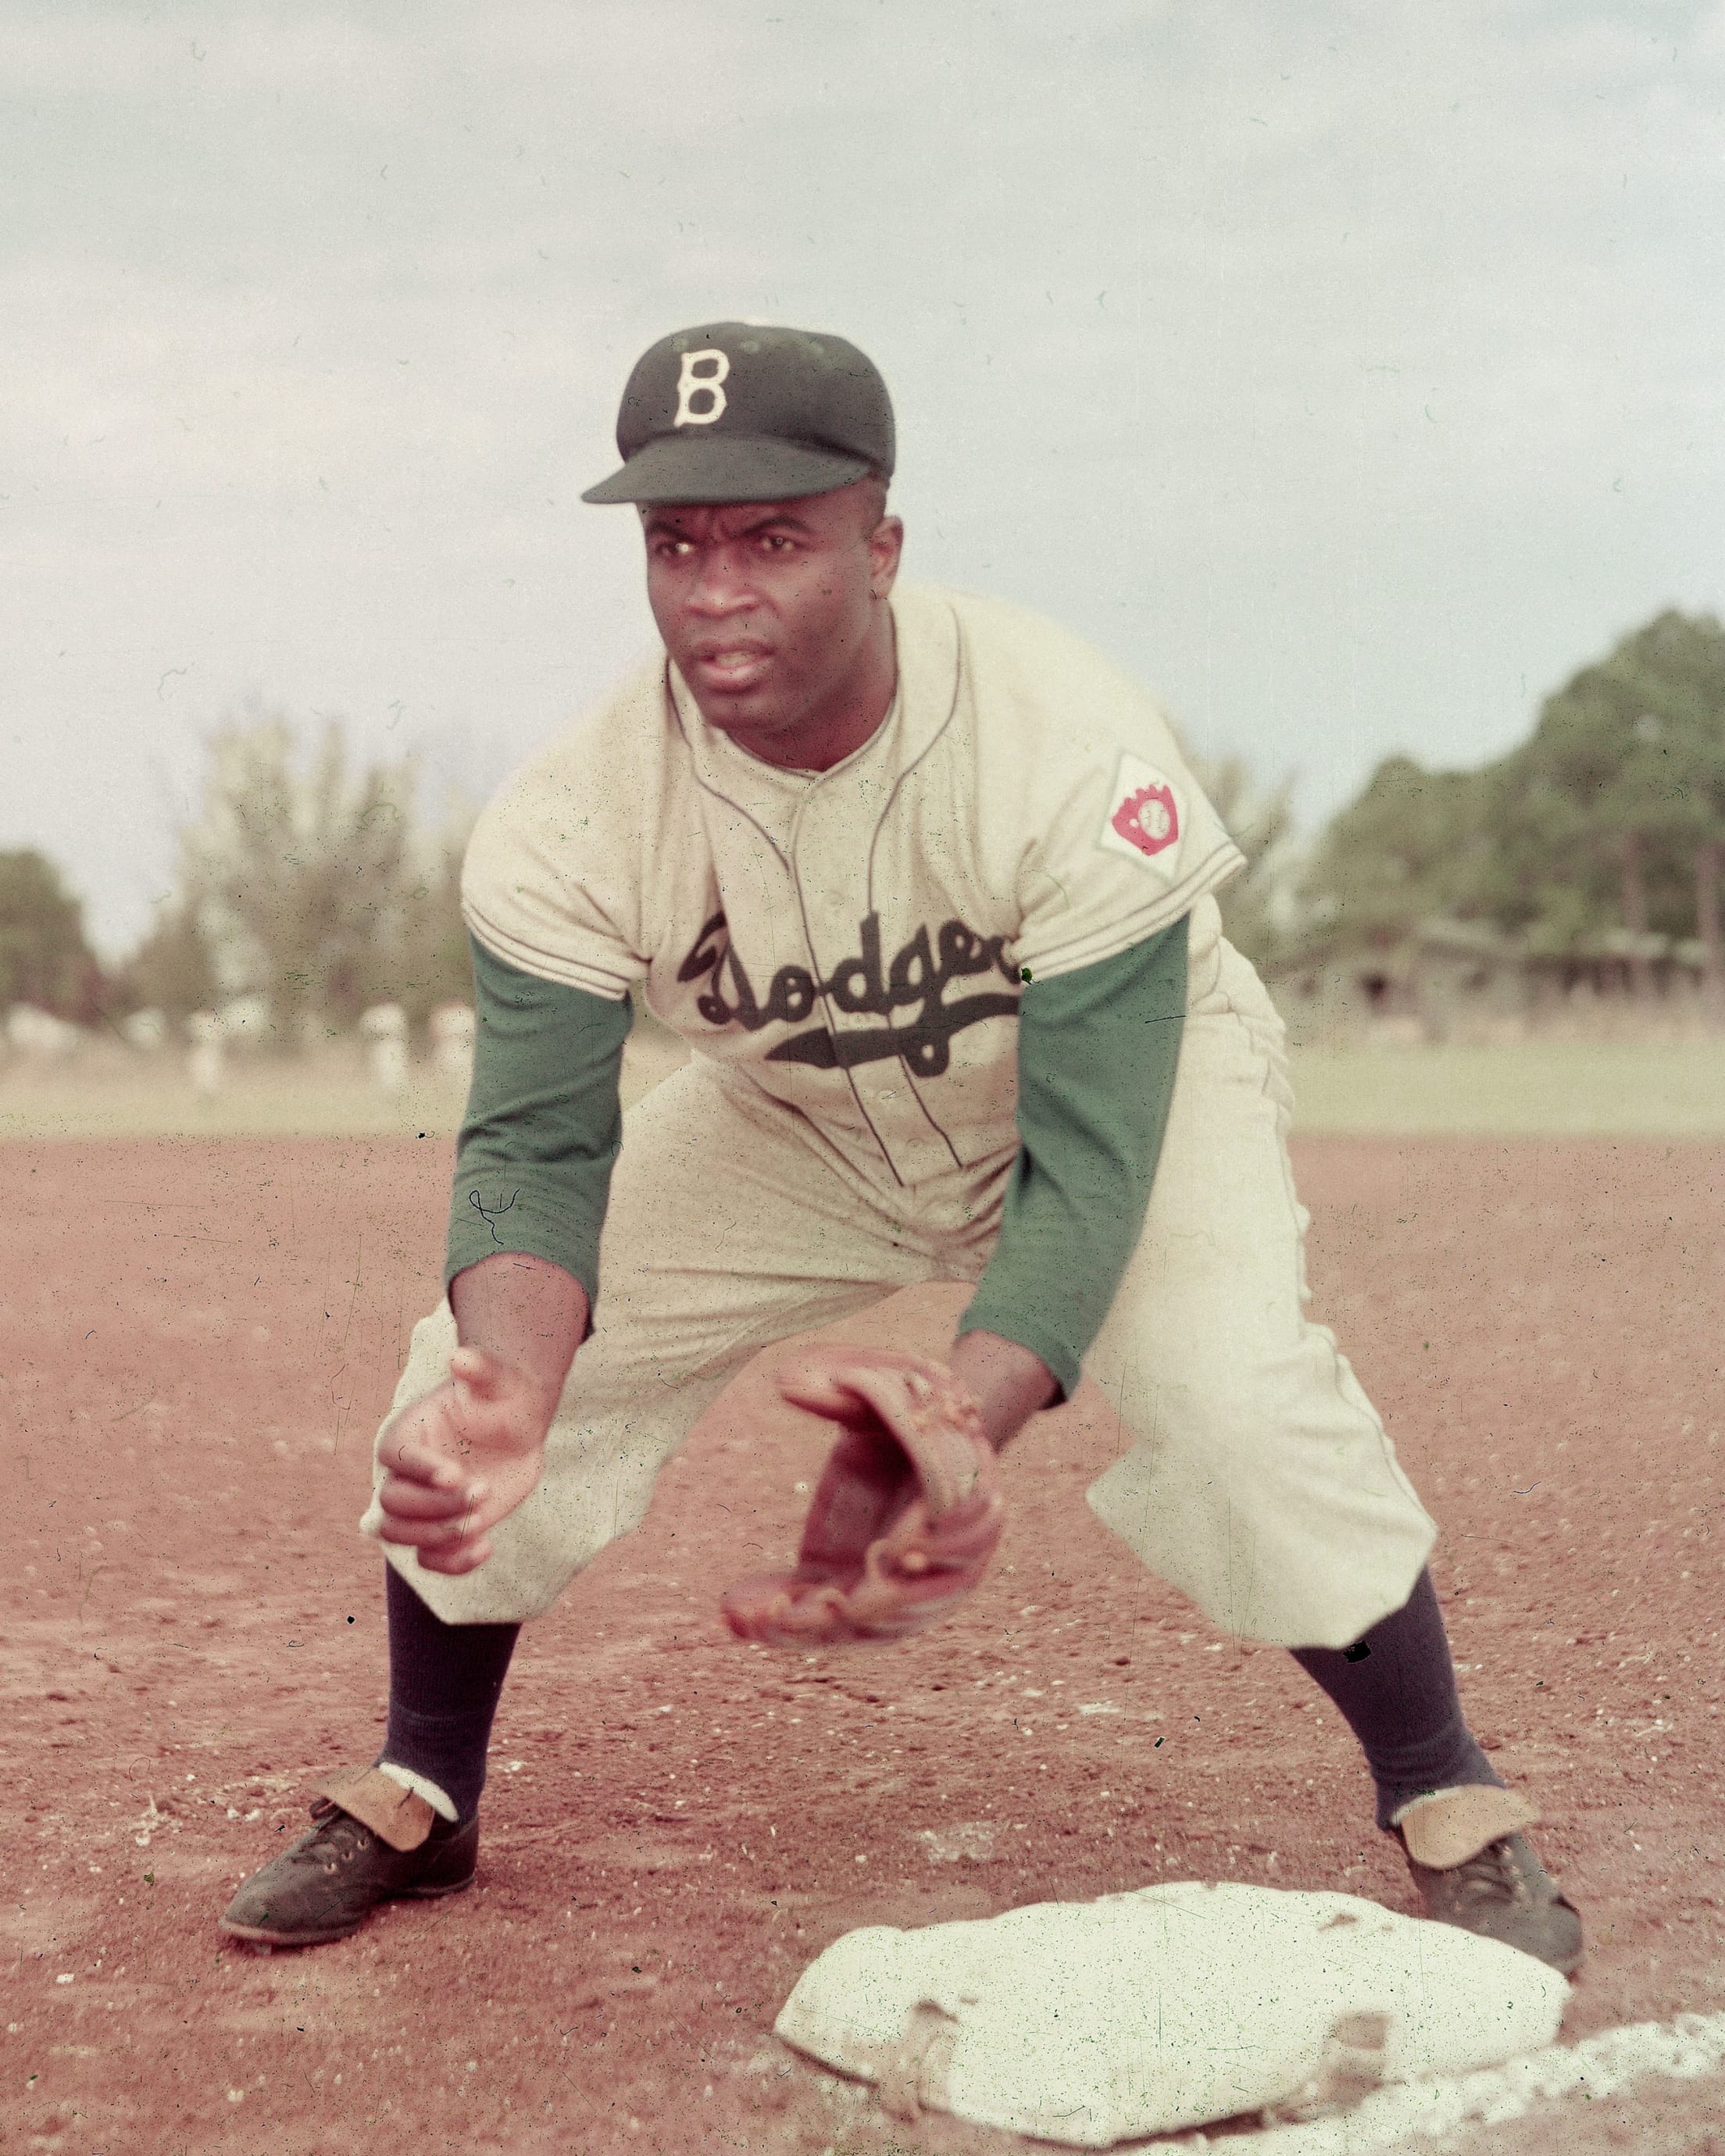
[5,0,1722,956]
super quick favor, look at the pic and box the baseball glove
[720,1345,1005,1648]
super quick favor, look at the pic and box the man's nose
[686,544,755,615]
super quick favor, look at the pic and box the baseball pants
[363,931,1438,1651]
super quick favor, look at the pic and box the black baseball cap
[581,322,895,505]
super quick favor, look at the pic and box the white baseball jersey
[461,582,1246,1189]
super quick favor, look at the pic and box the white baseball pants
[363,929,1435,1648]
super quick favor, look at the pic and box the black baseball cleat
[1395,1785,1583,1977]
[219,1766,478,1948]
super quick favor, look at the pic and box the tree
[114,901,220,1023]
[388,823,477,1029]
[1484,610,1725,993]
[173,710,469,1047]
[1698,836,1723,1006]
[1188,751,1299,971]
[0,850,105,1021]
[1298,756,1495,951]
[1296,609,1725,1001]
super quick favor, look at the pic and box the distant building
[359,1002,409,1096]
[187,1009,225,1098]
[5,1004,86,1059]
[1266,920,1717,1045]
[429,1001,475,1086]
[120,1008,169,1051]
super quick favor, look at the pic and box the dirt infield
[3,1133,1722,2154]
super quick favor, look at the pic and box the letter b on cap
[673,348,730,427]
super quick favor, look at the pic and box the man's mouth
[687,641,774,694]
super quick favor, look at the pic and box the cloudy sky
[5,0,1722,955]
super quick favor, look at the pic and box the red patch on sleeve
[1109,783,1180,858]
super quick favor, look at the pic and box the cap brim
[580,433,874,505]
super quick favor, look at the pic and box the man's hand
[377,1251,590,1576]
[721,1347,1005,1647]
[374,1348,559,1574]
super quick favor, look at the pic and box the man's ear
[869,514,905,598]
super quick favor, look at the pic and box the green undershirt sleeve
[443,933,633,1317]
[955,913,1189,1402]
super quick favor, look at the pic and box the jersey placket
[783,753,919,1190]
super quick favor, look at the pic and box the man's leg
[219,1568,523,1948]
[377,1563,520,1824]
[1290,1567,1499,1832]
[1082,923,1437,1649]
[1292,1569,1580,1970]
[1080,916,1580,1970]
[222,1059,934,1946]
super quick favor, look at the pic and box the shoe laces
[302,1798,377,1870]
[1445,1836,1534,1909]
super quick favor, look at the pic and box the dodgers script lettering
[676,910,1020,1079]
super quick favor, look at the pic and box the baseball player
[220,324,1582,1977]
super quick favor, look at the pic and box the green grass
[1286,1037,1725,1137]
[0,1028,691,1144]
[3,1032,1720,1143]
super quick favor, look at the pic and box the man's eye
[759,534,795,553]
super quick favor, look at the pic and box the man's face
[641,481,902,765]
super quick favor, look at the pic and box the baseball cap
[580,322,895,505]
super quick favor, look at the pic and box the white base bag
[773,1881,1569,2147]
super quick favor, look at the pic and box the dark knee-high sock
[380,1563,520,1823]
[1289,1568,1502,1832]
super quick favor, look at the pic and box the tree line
[1296,609,1725,998]
[3,604,1722,1041]
[2,714,472,1047]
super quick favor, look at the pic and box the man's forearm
[955,916,1188,1401]
[948,1327,1059,1454]
[444,935,632,1314]
[449,1252,589,1406]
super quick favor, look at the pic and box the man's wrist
[947,1328,1059,1452]
[448,1251,589,1402]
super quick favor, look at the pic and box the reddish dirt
[2,1132,1722,2156]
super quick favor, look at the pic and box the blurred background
[3,0,1722,1134]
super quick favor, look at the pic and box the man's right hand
[374,1348,559,1575]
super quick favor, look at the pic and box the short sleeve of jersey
[948,593,1246,983]
[459,661,667,1000]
